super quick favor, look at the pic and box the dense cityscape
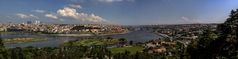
[1,0,238,59]
[0,21,128,34]
[0,19,232,59]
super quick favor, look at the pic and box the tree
[119,38,126,42]
[129,41,134,45]
[106,37,113,39]
[188,29,217,59]
[188,9,238,59]
[0,33,4,48]
[119,38,127,45]
[213,9,238,58]
[0,33,6,59]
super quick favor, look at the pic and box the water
[108,31,161,42]
[1,31,161,48]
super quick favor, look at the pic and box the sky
[0,0,238,25]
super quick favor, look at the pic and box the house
[153,47,166,53]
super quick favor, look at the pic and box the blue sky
[0,0,238,25]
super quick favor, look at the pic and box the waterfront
[2,30,161,48]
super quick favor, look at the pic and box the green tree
[188,9,238,59]
[213,9,238,59]
[188,29,217,59]
[119,38,127,45]
[0,33,7,59]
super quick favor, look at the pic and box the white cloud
[16,13,39,19]
[33,10,45,13]
[29,14,39,19]
[29,5,108,23]
[181,16,190,21]
[16,13,29,18]
[98,0,123,2]
[181,16,200,23]
[68,4,82,9]
[57,7,78,17]
[45,14,58,19]
[98,0,135,2]
[57,7,106,23]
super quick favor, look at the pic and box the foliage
[109,45,144,54]
[188,9,238,59]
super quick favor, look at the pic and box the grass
[63,38,145,54]
[109,45,144,54]
[64,39,120,46]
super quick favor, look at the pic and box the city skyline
[0,0,238,25]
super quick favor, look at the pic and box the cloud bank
[14,2,111,24]
[98,0,123,2]
[57,7,106,23]
[181,16,200,23]
[45,14,58,19]
[16,13,39,19]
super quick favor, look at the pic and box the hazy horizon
[0,0,238,25]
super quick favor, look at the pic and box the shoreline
[39,34,94,37]
[97,31,131,36]
[151,31,172,40]
[0,31,130,37]
[3,37,47,44]
[42,31,130,37]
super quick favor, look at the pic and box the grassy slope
[109,46,144,54]
[65,39,119,46]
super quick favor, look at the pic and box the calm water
[108,31,161,42]
[1,31,161,48]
